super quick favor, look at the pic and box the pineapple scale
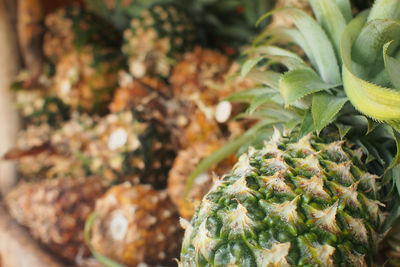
[180,132,383,266]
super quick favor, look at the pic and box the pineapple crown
[188,0,400,229]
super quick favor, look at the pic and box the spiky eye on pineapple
[180,0,400,266]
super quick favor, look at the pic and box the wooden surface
[0,1,20,195]
[0,203,66,267]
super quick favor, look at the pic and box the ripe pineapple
[8,111,175,187]
[43,6,123,114]
[167,141,237,219]
[122,3,197,78]
[90,183,182,266]
[180,0,400,265]
[5,177,107,262]
[12,69,71,127]
[109,71,173,118]
[169,47,254,148]
[51,45,122,114]
[43,5,120,63]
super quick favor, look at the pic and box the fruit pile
[2,0,400,266]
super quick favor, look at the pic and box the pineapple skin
[180,131,382,266]
[167,141,237,220]
[43,6,120,63]
[122,3,197,78]
[91,183,182,266]
[5,177,107,262]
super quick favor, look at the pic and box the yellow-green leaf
[341,12,400,121]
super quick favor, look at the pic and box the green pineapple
[122,3,197,78]
[180,0,400,266]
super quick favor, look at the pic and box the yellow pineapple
[90,183,182,266]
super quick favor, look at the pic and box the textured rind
[5,177,107,262]
[180,132,383,266]
[91,183,182,266]
[167,141,237,219]
[43,6,120,63]
[122,3,197,78]
[13,111,176,188]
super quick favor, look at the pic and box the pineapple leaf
[226,87,276,103]
[84,212,127,267]
[309,0,347,62]
[259,8,341,84]
[256,27,316,67]
[246,70,280,89]
[386,127,400,171]
[352,19,400,76]
[248,92,278,114]
[241,57,264,77]
[336,123,352,139]
[279,68,339,106]
[249,46,310,70]
[341,12,400,121]
[383,41,400,88]
[335,0,352,22]
[299,110,314,137]
[368,0,400,21]
[311,92,348,134]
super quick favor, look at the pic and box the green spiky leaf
[279,69,339,106]
[311,92,348,134]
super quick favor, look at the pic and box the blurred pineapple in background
[122,3,197,78]
[169,47,255,148]
[7,110,175,188]
[167,140,237,219]
[109,71,173,118]
[5,177,107,262]
[12,67,71,127]
[43,5,120,63]
[43,6,123,114]
[51,45,122,114]
[90,183,182,266]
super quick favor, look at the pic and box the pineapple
[51,45,122,114]
[5,177,107,262]
[109,71,173,119]
[8,111,175,188]
[169,47,254,149]
[43,6,123,114]
[43,6,120,63]
[90,183,182,266]
[83,0,163,30]
[122,3,197,78]
[167,141,237,220]
[12,69,71,127]
[180,0,400,266]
